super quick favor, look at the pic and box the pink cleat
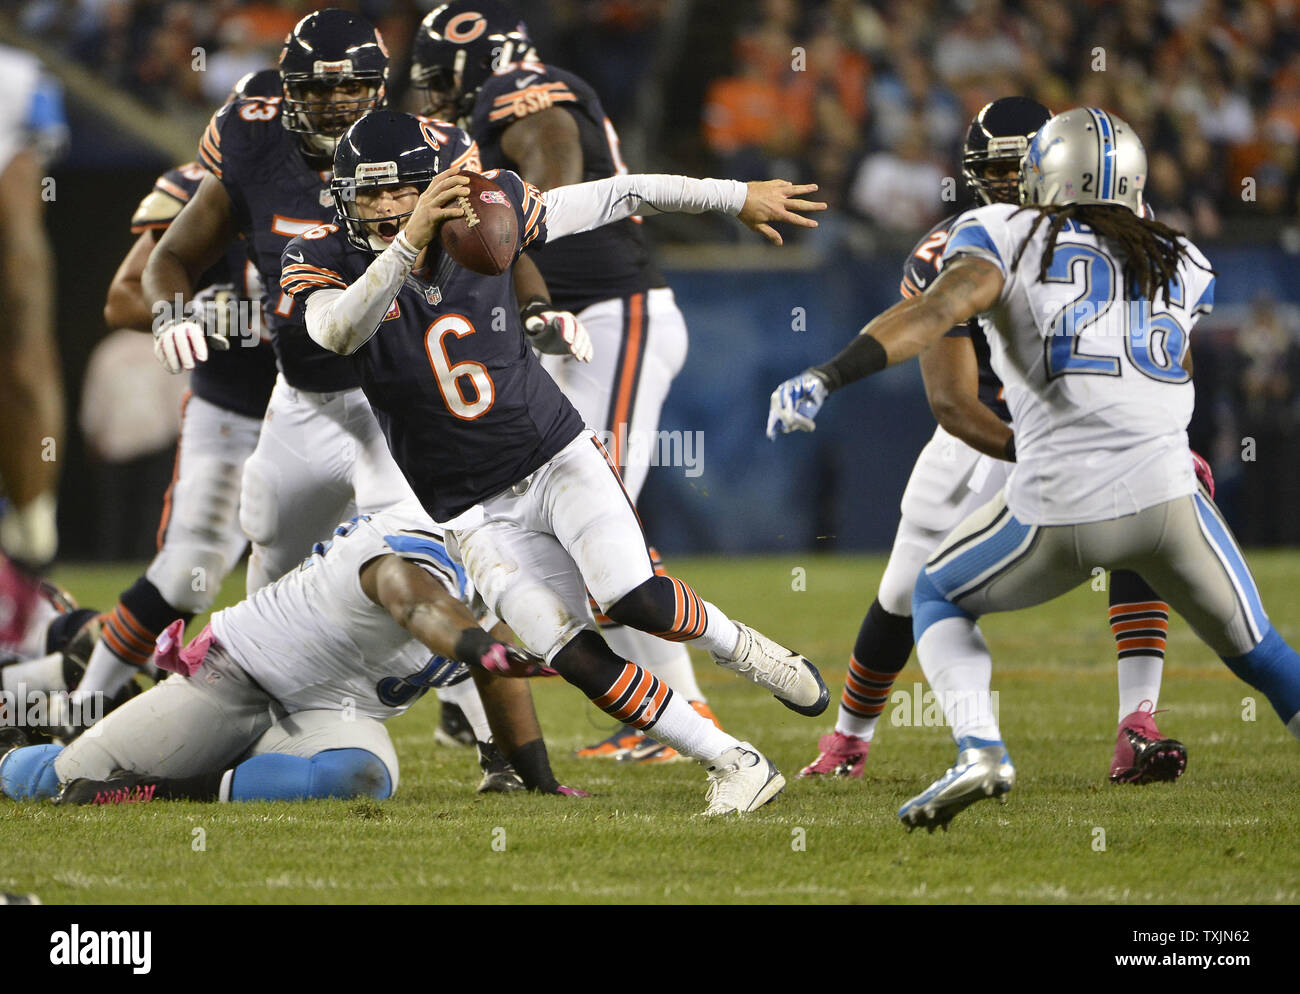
[553,785,592,797]
[1110,702,1187,784]
[798,730,871,778]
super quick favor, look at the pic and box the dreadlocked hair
[1009,203,1214,305]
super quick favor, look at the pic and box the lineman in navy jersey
[412,0,722,762]
[285,110,830,815]
[142,11,432,600]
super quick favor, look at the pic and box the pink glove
[478,642,558,678]
[1191,450,1215,500]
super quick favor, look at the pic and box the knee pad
[912,570,973,642]
[0,744,63,801]
[604,576,679,633]
[230,749,392,802]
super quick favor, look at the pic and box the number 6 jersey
[280,166,584,523]
[941,201,1216,525]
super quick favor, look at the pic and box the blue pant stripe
[1193,493,1267,643]
[928,510,1034,600]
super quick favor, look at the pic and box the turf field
[2,553,1297,905]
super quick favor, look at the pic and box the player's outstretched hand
[479,642,557,678]
[766,369,830,439]
[153,318,220,373]
[739,180,826,246]
[403,168,471,250]
[524,307,593,362]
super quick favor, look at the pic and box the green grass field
[2,553,1297,905]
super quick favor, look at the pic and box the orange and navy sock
[80,578,191,697]
[604,575,739,658]
[836,598,914,740]
[552,630,733,760]
[1110,570,1168,719]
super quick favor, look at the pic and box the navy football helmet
[230,68,282,101]
[962,97,1052,205]
[278,9,389,163]
[410,1,534,121]
[332,111,443,253]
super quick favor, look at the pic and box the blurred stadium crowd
[9,0,1300,553]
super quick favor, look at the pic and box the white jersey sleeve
[942,202,1211,524]
[209,504,471,719]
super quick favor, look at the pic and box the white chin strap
[303,133,340,159]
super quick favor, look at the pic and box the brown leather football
[439,171,519,276]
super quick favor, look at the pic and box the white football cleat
[713,623,829,716]
[898,737,1016,833]
[700,742,785,816]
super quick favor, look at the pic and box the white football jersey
[210,503,471,718]
[942,202,1215,524]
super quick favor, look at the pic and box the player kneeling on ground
[0,503,581,804]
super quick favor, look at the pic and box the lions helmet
[278,9,389,164]
[411,1,534,121]
[332,111,443,253]
[1019,107,1147,215]
[962,97,1052,205]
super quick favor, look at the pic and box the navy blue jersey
[902,215,1011,423]
[198,97,361,393]
[131,162,277,419]
[470,62,664,313]
[281,168,584,522]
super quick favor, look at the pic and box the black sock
[506,739,560,792]
[854,598,915,676]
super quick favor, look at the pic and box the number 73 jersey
[280,169,585,523]
[941,201,1216,525]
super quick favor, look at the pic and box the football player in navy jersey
[776,99,1193,785]
[69,71,281,717]
[410,0,723,764]
[134,12,578,785]
[282,110,828,814]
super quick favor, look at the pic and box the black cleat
[55,769,160,806]
[475,740,525,794]
[435,701,476,747]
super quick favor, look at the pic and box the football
[439,171,519,276]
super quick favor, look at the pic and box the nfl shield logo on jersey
[425,285,442,305]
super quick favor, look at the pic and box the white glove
[524,308,593,363]
[152,318,227,373]
[766,369,830,439]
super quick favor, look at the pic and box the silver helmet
[1019,107,1147,215]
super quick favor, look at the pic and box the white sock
[0,492,57,564]
[435,677,491,742]
[217,768,234,803]
[692,599,740,659]
[916,617,1001,743]
[1116,656,1162,721]
[603,625,705,701]
[644,691,737,762]
[0,652,67,693]
[835,703,880,741]
[75,638,140,699]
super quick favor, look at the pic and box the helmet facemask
[964,135,1032,205]
[332,166,436,254]
[282,70,386,163]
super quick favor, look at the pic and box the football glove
[1191,449,1215,500]
[152,316,229,373]
[478,642,557,678]
[766,369,830,439]
[522,303,593,363]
